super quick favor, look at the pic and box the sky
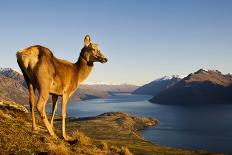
[0,0,232,85]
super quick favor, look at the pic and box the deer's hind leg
[19,65,37,131]
[35,60,57,138]
[50,94,58,129]
[29,83,37,131]
[37,89,57,139]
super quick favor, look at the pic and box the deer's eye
[92,50,97,55]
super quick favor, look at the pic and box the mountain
[0,68,24,83]
[0,67,138,104]
[150,69,232,104]
[83,84,138,93]
[133,75,183,95]
[70,84,138,101]
[0,74,28,105]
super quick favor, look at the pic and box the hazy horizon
[0,0,232,85]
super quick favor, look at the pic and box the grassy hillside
[0,101,132,155]
[0,101,221,155]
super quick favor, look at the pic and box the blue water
[48,93,232,154]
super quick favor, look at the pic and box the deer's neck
[75,57,93,83]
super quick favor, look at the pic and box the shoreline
[55,112,214,155]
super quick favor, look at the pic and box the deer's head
[80,35,108,64]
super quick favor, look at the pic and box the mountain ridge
[0,67,138,104]
[150,69,232,104]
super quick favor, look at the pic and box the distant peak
[12,68,22,74]
[194,69,207,74]
[0,67,22,75]
[195,68,221,74]
[83,81,136,86]
[157,75,185,81]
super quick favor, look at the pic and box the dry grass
[110,145,133,155]
[48,141,70,155]
[1,106,134,155]
[97,141,109,151]
[71,130,92,146]
[119,146,133,155]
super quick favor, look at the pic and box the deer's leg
[61,94,70,140]
[29,83,37,131]
[50,95,58,129]
[37,90,57,139]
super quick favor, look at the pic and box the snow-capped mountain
[0,67,28,105]
[156,75,185,81]
[133,75,183,95]
[0,67,25,86]
[150,69,232,104]
[0,67,22,75]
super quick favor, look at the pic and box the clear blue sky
[0,0,232,85]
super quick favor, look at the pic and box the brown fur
[16,35,107,140]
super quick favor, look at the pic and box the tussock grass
[119,146,133,155]
[110,145,133,155]
[48,142,70,155]
[97,141,109,151]
[71,130,92,146]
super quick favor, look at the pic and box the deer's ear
[84,35,91,47]
[91,44,98,49]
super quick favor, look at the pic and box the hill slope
[0,74,28,105]
[150,69,232,104]
[0,101,211,155]
[0,101,135,155]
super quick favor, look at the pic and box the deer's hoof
[32,126,39,133]
[63,135,73,141]
[51,134,58,140]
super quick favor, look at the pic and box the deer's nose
[104,58,108,63]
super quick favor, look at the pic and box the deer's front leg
[62,94,71,141]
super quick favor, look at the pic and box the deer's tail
[16,50,32,86]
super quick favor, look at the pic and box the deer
[16,35,108,140]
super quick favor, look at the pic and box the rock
[0,100,28,113]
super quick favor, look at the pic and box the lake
[49,93,232,154]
